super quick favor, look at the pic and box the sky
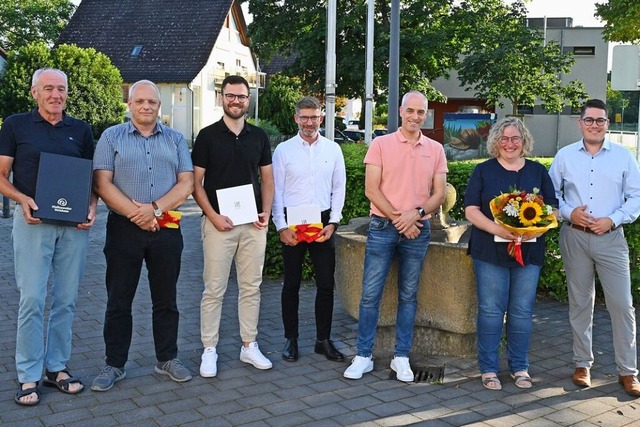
[516,0,604,27]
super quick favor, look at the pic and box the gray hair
[296,96,322,113]
[32,68,68,88]
[401,90,427,108]
[129,79,161,100]
[486,117,534,158]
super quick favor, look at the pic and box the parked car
[346,119,361,130]
[319,128,355,143]
[343,129,374,143]
[373,128,388,138]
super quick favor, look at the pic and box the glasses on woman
[581,117,608,126]
[499,135,522,144]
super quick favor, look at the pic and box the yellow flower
[519,201,543,226]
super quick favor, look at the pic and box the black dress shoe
[314,339,345,361]
[282,338,298,361]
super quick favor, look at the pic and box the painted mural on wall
[443,113,496,160]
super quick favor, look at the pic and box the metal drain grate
[412,364,445,384]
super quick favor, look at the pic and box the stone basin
[334,217,477,358]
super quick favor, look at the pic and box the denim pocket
[369,216,390,231]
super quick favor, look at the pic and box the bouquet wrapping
[289,223,326,243]
[157,210,183,229]
[489,188,557,266]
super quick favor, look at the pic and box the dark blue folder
[33,152,92,226]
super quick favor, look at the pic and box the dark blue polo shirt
[464,158,558,267]
[0,109,94,197]
[191,118,272,213]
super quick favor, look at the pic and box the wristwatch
[416,207,426,217]
[152,201,163,218]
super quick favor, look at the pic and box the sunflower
[518,201,543,226]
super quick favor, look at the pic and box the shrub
[341,142,370,222]
[0,42,125,138]
[247,118,281,136]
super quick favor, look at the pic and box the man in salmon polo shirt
[344,90,448,382]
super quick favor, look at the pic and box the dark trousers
[103,212,183,367]
[282,211,336,341]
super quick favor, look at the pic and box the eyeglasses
[581,117,608,126]
[499,135,522,144]
[297,115,322,123]
[224,93,249,102]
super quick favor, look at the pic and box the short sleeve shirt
[364,129,448,217]
[464,158,558,267]
[0,109,94,197]
[191,118,272,213]
[93,121,193,202]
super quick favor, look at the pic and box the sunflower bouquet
[489,187,558,266]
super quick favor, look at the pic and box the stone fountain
[334,183,477,358]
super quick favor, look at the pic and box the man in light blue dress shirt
[550,99,640,397]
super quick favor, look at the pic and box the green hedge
[263,148,640,304]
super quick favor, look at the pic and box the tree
[248,0,585,118]
[0,42,126,137]
[0,0,75,51]
[455,0,587,115]
[607,81,639,129]
[595,0,640,43]
[247,0,461,106]
[258,74,304,135]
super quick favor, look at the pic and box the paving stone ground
[1,198,639,426]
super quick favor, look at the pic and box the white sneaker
[240,342,273,370]
[200,347,218,377]
[343,355,374,379]
[390,356,414,382]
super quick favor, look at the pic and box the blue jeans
[13,204,89,383]
[473,258,541,374]
[356,216,430,357]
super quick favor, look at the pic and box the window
[563,46,595,56]
[130,45,143,58]
[516,104,534,115]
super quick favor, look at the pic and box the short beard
[300,128,318,139]
[223,103,247,120]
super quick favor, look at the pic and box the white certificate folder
[216,184,258,225]
[287,205,321,227]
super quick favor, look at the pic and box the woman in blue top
[464,117,557,391]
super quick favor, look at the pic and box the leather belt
[567,222,619,234]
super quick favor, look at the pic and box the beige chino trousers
[200,218,267,348]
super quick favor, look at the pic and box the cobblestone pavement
[1,198,639,426]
